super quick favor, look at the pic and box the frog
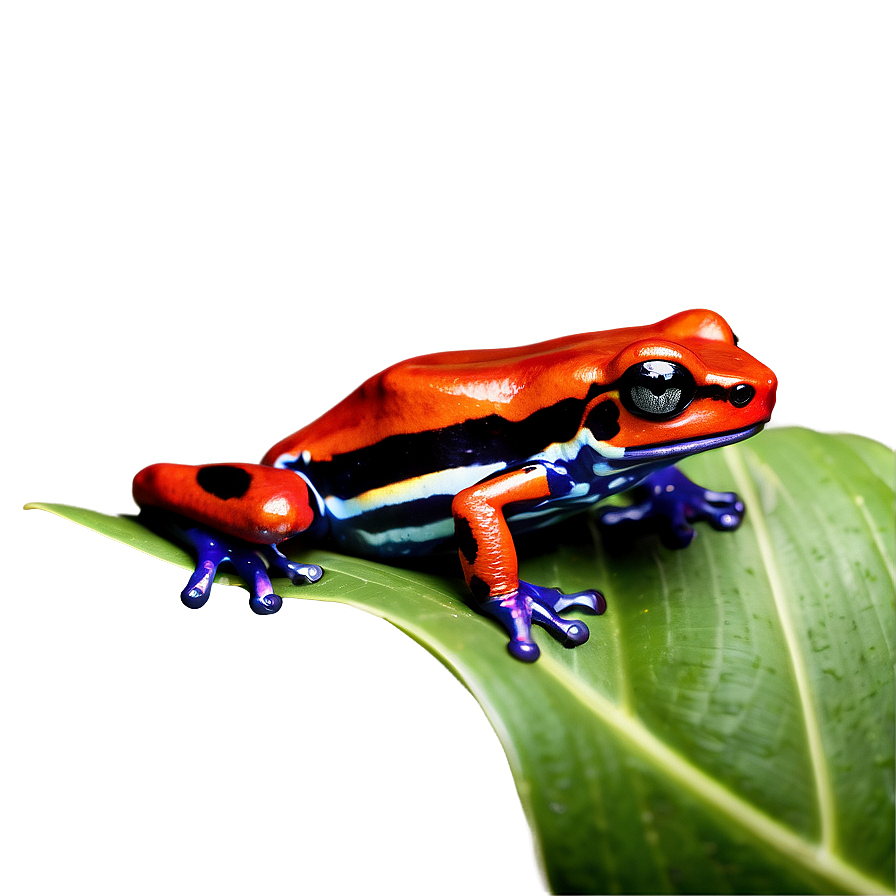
[133,308,777,662]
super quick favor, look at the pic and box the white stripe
[354,518,456,549]
[532,430,625,465]
[509,506,570,524]
[324,461,507,521]
[292,470,327,516]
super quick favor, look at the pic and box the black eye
[620,360,696,419]
[730,383,755,407]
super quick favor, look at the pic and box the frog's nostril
[730,383,755,408]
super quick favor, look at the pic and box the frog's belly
[317,457,649,560]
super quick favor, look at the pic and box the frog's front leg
[452,464,606,662]
[134,463,324,613]
[597,465,745,550]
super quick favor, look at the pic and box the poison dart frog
[134,309,776,662]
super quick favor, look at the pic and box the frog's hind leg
[134,462,324,614]
[164,519,282,614]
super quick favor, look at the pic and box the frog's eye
[620,360,695,419]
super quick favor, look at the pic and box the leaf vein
[535,651,889,895]
[724,447,837,851]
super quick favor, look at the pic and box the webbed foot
[481,581,606,662]
[597,465,744,550]
[141,511,323,614]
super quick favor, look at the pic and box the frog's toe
[508,638,541,662]
[698,490,745,531]
[177,535,229,609]
[181,571,214,609]
[482,581,601,660]
[563,620,591,646]
[249,591,283,615]
[517,580,606,616]
[221,545,294,615]
[525,587,592,647]
[532,604,591,646]
[262,543,323,585]
[547,587,607,616]
[290,562,324,583]
[664,488,743,546]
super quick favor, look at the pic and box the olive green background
[7,6,892,894]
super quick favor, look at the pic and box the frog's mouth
[614,423,765,464]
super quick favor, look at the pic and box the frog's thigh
[451,464,552,602]
[133,462,317,544]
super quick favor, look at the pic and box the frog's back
[263,333,621,466]
[258,308,760,559]
[259,333,621,558]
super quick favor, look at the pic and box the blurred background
[4,3,893,894]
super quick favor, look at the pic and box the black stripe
[695,384,729,402]
[583,399,620,441]
[290,383,609,499]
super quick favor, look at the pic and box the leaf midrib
[314,546,889,895]
[532,651,889,896]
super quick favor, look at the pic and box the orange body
[133,309,776,658]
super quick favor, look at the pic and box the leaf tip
[24,501,70,516]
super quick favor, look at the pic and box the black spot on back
[584,400,620,441]
[455,516,479,565]
[196,465,252,500]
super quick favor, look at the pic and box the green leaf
[26,427,895,894]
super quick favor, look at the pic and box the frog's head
[594,309,777,462]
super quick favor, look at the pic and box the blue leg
[597,465,745,549]
[481,581,606,662]
[141,511,323,615]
